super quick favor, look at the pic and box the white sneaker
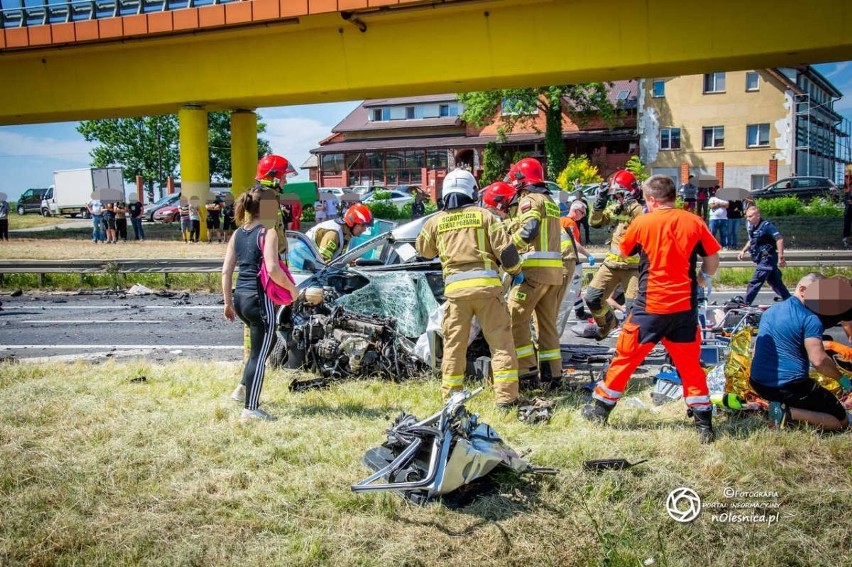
[231,384,246,403]
[241,408,277,422]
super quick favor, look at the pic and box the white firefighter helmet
[442,169,478,200]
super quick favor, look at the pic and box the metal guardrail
[0,251,848,277]
[0,0,237,29]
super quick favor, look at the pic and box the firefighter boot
[581,399,614,424]
[689,408,715,444]
[539,364,561,391]
[519,369,541,392]
[594,310,617,341]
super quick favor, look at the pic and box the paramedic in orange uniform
[581,175,721,443]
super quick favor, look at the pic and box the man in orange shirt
[581,175,721,443]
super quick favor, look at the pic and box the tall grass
[1,359,851,566]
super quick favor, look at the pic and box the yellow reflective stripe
[488,222,504,234]
[539,349,561,361]
[438,210,484,232]
[512,231,526,249]
[604,252,640,265]
[523,258,563,268]
[493,371,519,384]
[442,374,464,386]
[543,200,561,218]
[445,277,502,293]
[477,228,492,271]
[516,344,535,359]
[418,228,432,243]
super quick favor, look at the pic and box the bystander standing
[0,193,9,241]
[128,196,145,241]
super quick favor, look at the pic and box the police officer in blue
[737,205,791,305]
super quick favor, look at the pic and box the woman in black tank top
[221,187,298,422]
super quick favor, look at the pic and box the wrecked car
[272,217,443,387]
[273,214,580,389]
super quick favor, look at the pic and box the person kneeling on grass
[749,272,849,431]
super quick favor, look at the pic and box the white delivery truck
[41,167,124,218]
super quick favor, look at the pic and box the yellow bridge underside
[0,0,851,125]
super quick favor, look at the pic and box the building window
[751,174,769,190]
[702,126,725,149]
[652,80,665,97]
[703,72,726,94]
[659,127,681,150]
[372,108,390,121]
[501,97,537,116]
[405,106,415,119]
[427,149,449,169]
[746,123,770,148]
[320,153,344,174]
[745,72,760,91]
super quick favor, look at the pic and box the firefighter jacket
[510,189,563,285]
[305,219,347,262]
[416,206,521,300]
[590,198,643,269]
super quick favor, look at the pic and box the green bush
[372,190,392,201]
[804,197,843,217]
[366,200,404,220]
[301,205,315,222]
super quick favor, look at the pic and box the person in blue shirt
[750,272,848,431]
[736,205,791,305]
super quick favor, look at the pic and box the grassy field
[1,360,850,566]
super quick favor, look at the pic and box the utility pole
[156,117,164,201]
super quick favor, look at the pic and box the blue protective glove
[700,271,713,297]
[839,376,852,394]
[512,272,525,286]
[587,255,596,266]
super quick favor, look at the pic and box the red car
[153,205,180,223]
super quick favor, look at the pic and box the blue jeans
[709,218,727,247]
[91,215,105,242]
[727,218,742,249]
[130,216,145,240]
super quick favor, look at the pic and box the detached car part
[351,388,557,505]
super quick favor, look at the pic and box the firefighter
[554,200,595,335]
[254,154,295,256]
[305,203,374,263]
[581,175,720,443]
[584,169,644,340]
[416,169,522,408]
[505,158,564,388]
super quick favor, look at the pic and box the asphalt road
[0,288,807,364]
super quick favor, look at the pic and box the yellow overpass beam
[0,0,850,125]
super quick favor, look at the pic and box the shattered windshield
[335,271,440,337]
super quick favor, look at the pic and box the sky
[1,63,851,203]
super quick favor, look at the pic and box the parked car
[362,189,414,207]
[15,187,49,215]
[750,176,839,201]
[153,205,180,223]
[350,185,388,197]
[143,193,180,222]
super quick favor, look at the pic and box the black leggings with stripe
[233,289,276,410]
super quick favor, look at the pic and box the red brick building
[310,83,638,200]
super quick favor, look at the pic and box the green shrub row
[753,196,843,217]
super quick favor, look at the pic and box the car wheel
[81,208,91,219]
[41,208,51,217]
[268,336,288,370]
[16,205,25,215]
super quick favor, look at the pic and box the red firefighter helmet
[609,169,640,198]
[255,154,294,187]
[343,203,374,228]
[481,181,516,211]
[508,157,545,187]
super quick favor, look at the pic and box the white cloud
[0,129,93,163]
[261,116,335,177]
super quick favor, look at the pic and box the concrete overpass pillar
[230,110,258,197]
[179,104,210,242]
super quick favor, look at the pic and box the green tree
[556,154,603,188]
[625,155,650,182]
[458,84,620,180]
[77,112,271,199]
[481,141,510,186]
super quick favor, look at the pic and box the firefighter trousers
[585,264,638,326]
[509,279,563,379]
[592,314,711,410]
[441,293,518,405]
